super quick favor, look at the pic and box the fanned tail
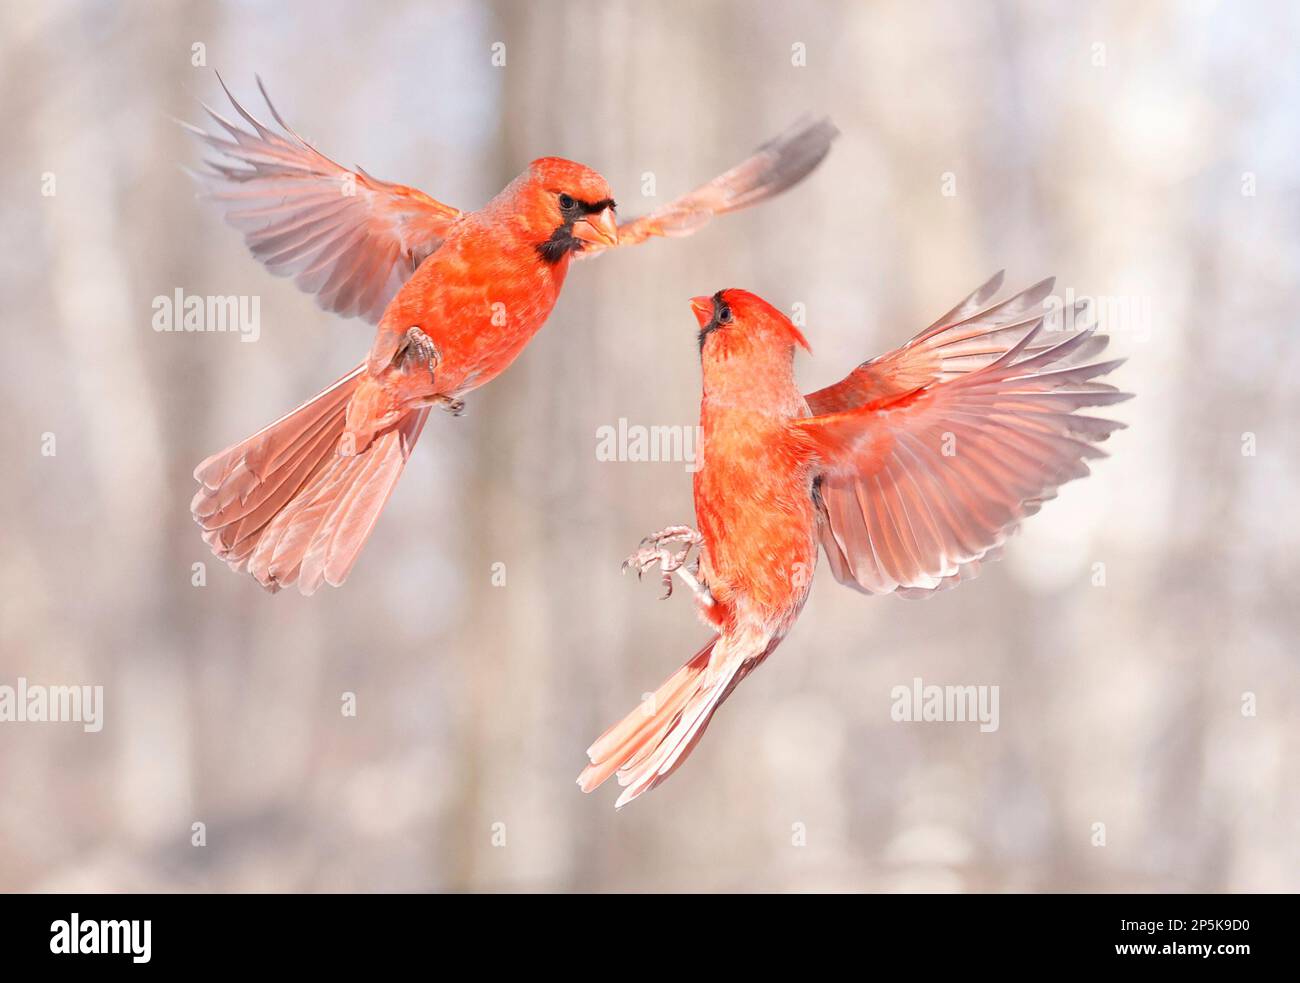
[191,367,427,594]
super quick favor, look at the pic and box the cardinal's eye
[717,305,734,324]
[558,193,576,211]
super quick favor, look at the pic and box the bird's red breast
[691,290,820,635]
[370,158,617,398]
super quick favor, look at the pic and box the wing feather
[799,278,1130,597]
[186,75,461,324]
[577,116,838,257]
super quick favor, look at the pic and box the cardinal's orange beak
[689,295,713,328]
[573,206,619,248]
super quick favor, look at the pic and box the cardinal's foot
[622,526,711,605]
[396,326,441,385]
[640,525,704,551]
[623,543,676,597]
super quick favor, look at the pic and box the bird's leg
[671,563,713,607]
[622,526,713,606]
[396,327,464,416]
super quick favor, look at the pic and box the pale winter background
[0,0,1296,893]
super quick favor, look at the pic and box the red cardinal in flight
[579,276,1130,806]
[187,77,837,593]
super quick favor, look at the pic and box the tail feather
[580,632,768,808]
[192,366,426,594]
[202,416,343,558]
[617,664,740,806]
[199,400,345,529]
[194,366,361,493]
[585,642,714,763]
[298,408,428,592]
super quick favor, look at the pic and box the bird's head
[690,289,811,405]
[515,157,619,263]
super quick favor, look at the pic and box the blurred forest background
[1,0,1296,893]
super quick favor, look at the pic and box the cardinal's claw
[623,526,711,605]
[621,544,676,597]
[397,326,441,385]
[642,525,702,549]
[640,526,703,578]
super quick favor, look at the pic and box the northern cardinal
[188,77,838,593]
[579,275,1130,806]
